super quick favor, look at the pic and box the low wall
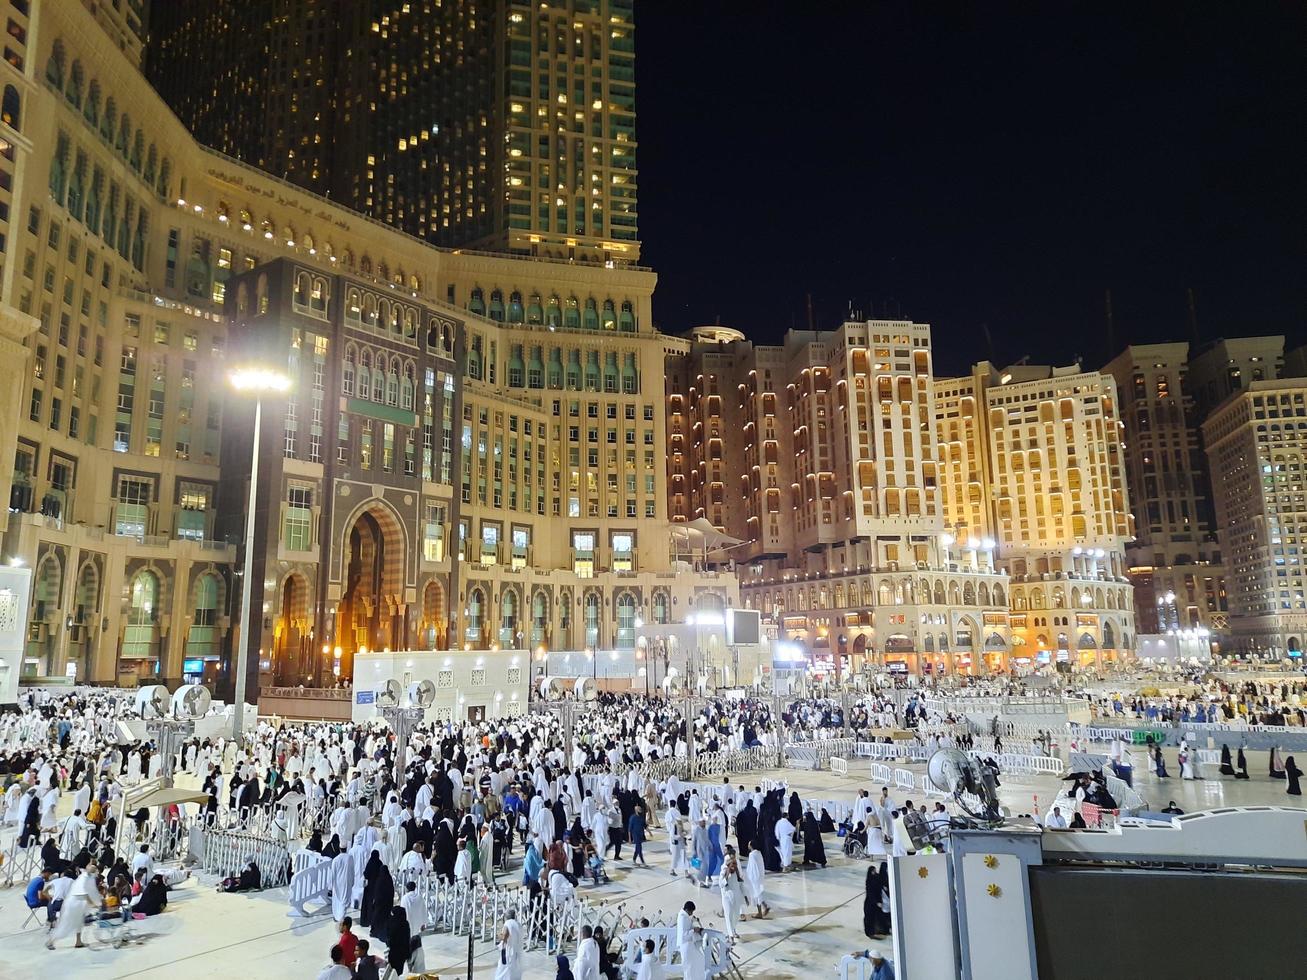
[258,689,354,722]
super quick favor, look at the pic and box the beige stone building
[0,0,728,699]
[1203,379,1307,658]
[935,362,1136,668]
[668,322,1011,679]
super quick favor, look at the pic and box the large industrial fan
[927,748,1004,826]
[170,684,212,720]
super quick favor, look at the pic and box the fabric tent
[669,518,745,560]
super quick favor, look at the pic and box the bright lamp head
[229,367,292,393]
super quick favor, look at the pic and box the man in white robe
[330,851,354,922]
[775,815,795,870]
[576,926,601,980]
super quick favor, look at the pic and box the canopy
[669,518,744,554]
[127,786,210,810]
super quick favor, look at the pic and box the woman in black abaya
[369,859,396,945]
[801,809,827,868]
[385,905,411,976]
[434,822,456,883]
[359,848,383,928]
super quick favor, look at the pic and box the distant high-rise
[147,0,639,262]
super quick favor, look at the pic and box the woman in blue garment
[706,811,725,880]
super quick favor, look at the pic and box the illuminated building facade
[147,0,639,261]
[1102,343,1227,642]
[935,363,1136,667]
[1204,379,1307,659]
[0,0,721,701]
[669,322,1012,679]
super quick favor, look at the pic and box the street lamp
[229,366,291,742]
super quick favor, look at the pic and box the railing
[288,850,334,916]
[830,756,849,776]
[200,828,291,888]
[870,763,893,784]
[261,686,353,700]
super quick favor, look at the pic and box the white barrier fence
[870,763,893,784]
[830,757,849,776]
[288,850,333,916]
[200,828,291,888]
[894,768,916,792]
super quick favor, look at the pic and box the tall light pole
[229,367,291,742]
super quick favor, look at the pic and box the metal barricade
[201,829,291,888]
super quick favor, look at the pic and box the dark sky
[636,2,1307,374]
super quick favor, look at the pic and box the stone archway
[336,499,407,676]
[274,572,311,684]
[422,579,446,649]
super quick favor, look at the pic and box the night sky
[636,2,1307,374]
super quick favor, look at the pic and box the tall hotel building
[1102,344,1227,641]
[147,0,639,261]
[0,0,728,703]
[934,363,1135,668]
[667,323,1011,679]
[1203,379,1307,658]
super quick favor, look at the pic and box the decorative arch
[421,578,446,649]
[499,586,520,648]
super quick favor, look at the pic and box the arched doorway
[26,555,62,675]
[530,590,550,651]
[185,573,222,680]
[421,579,446,649]
[72,562,100,678]
[500,588,520,649]
[122,570,161,679]
[275,573,311,683]
[336,502,406,674]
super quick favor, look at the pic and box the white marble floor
[0,745,1299,979]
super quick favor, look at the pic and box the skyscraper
[1204,379,1307,659]
[147,0,639,261]
[1103,344,1227,639]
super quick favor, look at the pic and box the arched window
[530,591,550,648]
[601,299,616,330]
[546,295,562,327]
[123,571,160,660]
[469,287,486,316]
[653,590,669,624]
[564,296,580,329]
[489,289,505,322]
[584,591,601,648]
[31,555,62,624]
[401,364,415,411]
[45,40,66,90]
[615,592,637,649]
[342,346,356,396]
[67,60,84,108]
[466,588,485,645]
[186,574,221,658]
[85,80,100,126]
[618,300,635,332]
[582,298,599,330]
[500,589,519,648]
[508,290,524,324]
[1,85,20,131]
[101,96,116,141]
[357,349,372,402]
